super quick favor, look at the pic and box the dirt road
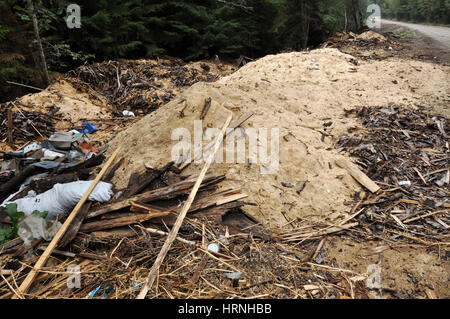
[380,20,450,64]
[381,19,450,49]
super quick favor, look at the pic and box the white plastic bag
[3,181,113,219]
[18,215,62,247]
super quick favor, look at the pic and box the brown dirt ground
[324,238,449,298]
[1,30,448,299]
[380,23,450,65]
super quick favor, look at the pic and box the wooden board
[335,159,380,193]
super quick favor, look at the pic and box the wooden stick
[7,109,13,145]
[403,210,447,224]
[335,159,380,193]
[6,81,43,91]
[200,97,212,120]
[14,147,122,298]
[136,226,196,246]
[137,115,232,299]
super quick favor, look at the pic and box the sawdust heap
[356,30,387,41]
[109,48,449,228]
[19,80,112,127]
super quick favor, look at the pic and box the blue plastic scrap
[89,285,101,299]
[78,121,102,135]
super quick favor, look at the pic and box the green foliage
[2,0,373,67]
[0,204,24,244]
[39,0,281,60]
[0,59,38,98]
[32,210,48,219]
[0,204,49,244]
[45,42,95,71]
[0,25,10,41]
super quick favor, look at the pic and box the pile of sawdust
[19,80,112,128]
[106,48,449,228]
[356,30,387,41]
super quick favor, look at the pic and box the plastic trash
[88,284,111,299]
[18,215,62,247]
[69,130,84,142]
[23,143,41,154]
[309,64,319,70]
[0,171,14,183]
[79,144,99,155]
[49,132,74,150]
[41,149,65,161]
[207,243,220,253]
[41,140,56,150]
[122,110,135,117]
[224,272,242,287]
[1,160,17,171]
[67,150,85,163]
[224,272,242,280]
[32,161,76,171]
[398,181,411,187]
[2,181,114,219]
[79,121,102,134]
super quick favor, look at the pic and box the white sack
[3,181,113,219]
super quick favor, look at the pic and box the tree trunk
[299,0,310,49]
[344,0,363,32]
[26,0,50,86]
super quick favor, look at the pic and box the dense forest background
[0,0,446,101]
[375,0,449,25]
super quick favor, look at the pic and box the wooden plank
[335,159,380,193]
[137,115,232,299]
[80,211,170,233]
[14,147,122,298]
[129,161,174,196]
[58,202,92,248]
[85,174,224,219]
[130,202,171,213]
[131,189,246,215]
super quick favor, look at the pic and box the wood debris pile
[323,31,400,61]
[336,106,449,243]
[66,58,222,115]
[0,102,56,144]
[0,123,376,299]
